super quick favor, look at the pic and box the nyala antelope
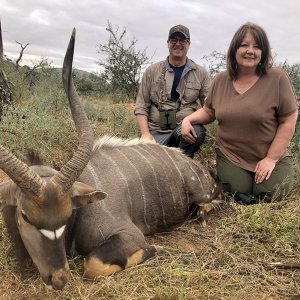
[0,29,219,290]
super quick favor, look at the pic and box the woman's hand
[254,157,277,184]
[181,118,197,144]
[181,106,215,144]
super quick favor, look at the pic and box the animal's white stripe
[100,151,134,218]
[40,229,55,240]
[159,146,187,207]
[189,158,211,187]
[55,225,66,239]
[40,225,66,240]
[137,144,177,213]
[142,144,182,210]
[115,148,150,230]
[86,163,101,189]
[191,166,204,194]
[131,146,167,226]
[86,159,115,225]
[186,161,205,192]
[181,155,214,200]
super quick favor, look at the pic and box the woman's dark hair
[227,22,273,80]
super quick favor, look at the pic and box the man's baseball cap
[168,25,190,40]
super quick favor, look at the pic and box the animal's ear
[0,181,19,208]
[70,181,107,209]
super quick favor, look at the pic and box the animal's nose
[50,268,69,290]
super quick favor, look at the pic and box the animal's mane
[93,135,154,151]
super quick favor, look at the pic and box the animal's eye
[21,211,33,225]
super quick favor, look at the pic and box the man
[134,24,210,158]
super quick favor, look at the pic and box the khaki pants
[216,149,295,200]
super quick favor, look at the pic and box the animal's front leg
[83,232,156,278]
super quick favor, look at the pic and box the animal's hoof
[143,246,157,260]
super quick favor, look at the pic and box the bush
[0,105,76,168]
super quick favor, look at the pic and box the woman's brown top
[205,68,298,171]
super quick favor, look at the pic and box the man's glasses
[169,38,189,45]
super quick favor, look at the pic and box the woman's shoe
[234,192,260,205]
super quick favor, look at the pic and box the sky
[0,0,299,73]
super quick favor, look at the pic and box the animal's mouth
[42,267,70,290]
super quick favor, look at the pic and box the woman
[182,22,298,204]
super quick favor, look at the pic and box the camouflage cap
[168,25,190,40]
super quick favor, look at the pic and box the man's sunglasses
[169,38,189,45]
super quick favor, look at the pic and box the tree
[202,50,226,77]
[15,41,29,69]
[279,61,300,150]
[96,21,151,102]
[279,61,300,99]
[73,72,110,95]
[0,19,13,119]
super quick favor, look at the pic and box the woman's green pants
[216,149,295,200]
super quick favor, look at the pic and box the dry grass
[0,99,299,299]
[0,177,299,299]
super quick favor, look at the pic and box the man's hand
[140,132,156,143]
